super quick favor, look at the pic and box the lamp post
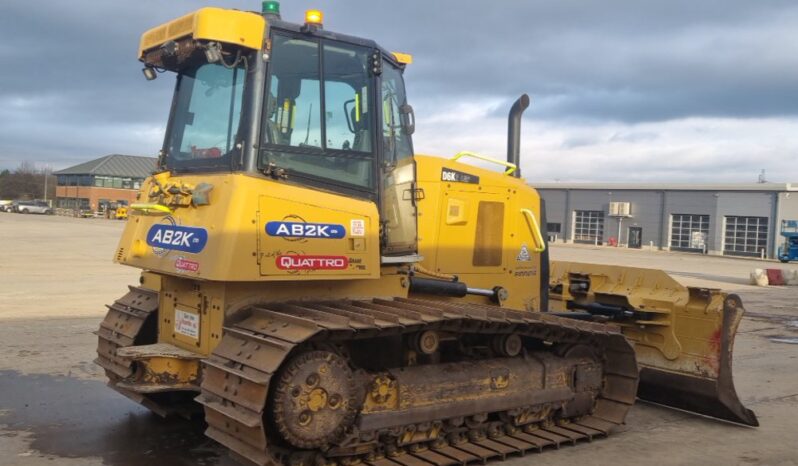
[43,165,51,203]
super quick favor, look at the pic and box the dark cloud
[0,0,796,171]
[608,131,658,143]
[561,135,600,149]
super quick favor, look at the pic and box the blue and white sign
[146,224,208,254]
[266,221,346,239]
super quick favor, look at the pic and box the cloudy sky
[1,0,797,182]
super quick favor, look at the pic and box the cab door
[379,60,417,255]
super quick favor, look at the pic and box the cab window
[261,34,375,189]
[166,62,245,170]
[381,62,413,163]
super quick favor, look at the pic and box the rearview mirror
[399,104,415,135]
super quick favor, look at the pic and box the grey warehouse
[535,183,798,259]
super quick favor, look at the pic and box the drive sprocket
[271,350,358,449]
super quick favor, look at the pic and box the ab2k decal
[266,221,346,239]
[276,255,349,270]
[146,218,208,255]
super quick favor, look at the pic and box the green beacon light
[262,1,280,16]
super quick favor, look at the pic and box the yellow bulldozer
[96,4,757,466]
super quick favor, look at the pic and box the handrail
[450,151,517,175]
[520,208,546,253]
[130,203,173,215]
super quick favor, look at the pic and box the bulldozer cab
[145,13,419,256]
[257,30,418,255]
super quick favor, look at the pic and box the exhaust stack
[507,94,530,178]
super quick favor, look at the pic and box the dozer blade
[549,261,758,427]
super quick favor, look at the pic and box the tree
[0,162,52,200]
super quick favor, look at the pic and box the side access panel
[257,195,380,279]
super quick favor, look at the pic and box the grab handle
[520,208,546,253]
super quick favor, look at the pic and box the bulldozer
[96,4,757,466]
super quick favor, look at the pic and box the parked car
[0,200,12,212]
[16,200,53,215]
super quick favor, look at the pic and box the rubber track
[197,298,639,466]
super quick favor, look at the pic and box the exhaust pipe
[507,94,530,178]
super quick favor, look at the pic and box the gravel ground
[0,213,796,466]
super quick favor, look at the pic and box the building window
[547,222,562,242]
[573,210,604,244]
[724,216,768,257]
[57,198,89,209]
[671,214,710,252]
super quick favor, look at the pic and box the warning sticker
[517,244,531,262]
[350,219,365,237]
[175,309,199,339]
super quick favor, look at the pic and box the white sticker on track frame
[175,309,200,339]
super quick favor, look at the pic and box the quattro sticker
[276,255,349,270]
[175,257,200,272]
[146,220,208,254]
[266,221,346,239]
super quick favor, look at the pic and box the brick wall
[55,186,139,210]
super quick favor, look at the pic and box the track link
[95,286,170,414]
[197,298,639,466]
[95,286,158,380]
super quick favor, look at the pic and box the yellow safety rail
[450,151,517,175]
[130,203,173,215]
[520,208,546,253]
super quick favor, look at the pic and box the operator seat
[350,107,370,153]
[265,93,283,146]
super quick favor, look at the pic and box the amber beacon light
[305,9,323,25]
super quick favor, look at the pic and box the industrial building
[54,154,156,213]
[534,182,798,259]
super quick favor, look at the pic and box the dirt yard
[0,213,796,465]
